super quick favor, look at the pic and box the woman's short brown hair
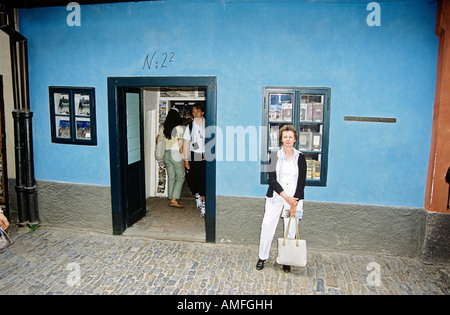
[278,124,298,145]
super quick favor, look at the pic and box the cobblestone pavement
[0,226,449,295]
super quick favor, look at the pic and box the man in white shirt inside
[183,103,206,217]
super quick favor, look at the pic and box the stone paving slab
[0,226,448,295]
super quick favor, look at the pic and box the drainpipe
[1,6,39,226]
[12,109,27,225]
[16,17,38,225]
[21,111,38,225]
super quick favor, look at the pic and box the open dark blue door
[118,87,146,228]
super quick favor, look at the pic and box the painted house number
[142,52,175,70]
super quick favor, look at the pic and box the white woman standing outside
[256,124,307,273]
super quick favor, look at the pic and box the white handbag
[154,128,166,161]
[276,216,307,267]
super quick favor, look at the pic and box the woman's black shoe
[283,265,291,273]
[256,259,265,270]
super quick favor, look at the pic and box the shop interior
[123,87,206,242]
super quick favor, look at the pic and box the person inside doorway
[183,103,206,218]
[159,108,186,208]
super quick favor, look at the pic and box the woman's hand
[289,206,297,217]
[0,213,9,230]
[280,192,298,209]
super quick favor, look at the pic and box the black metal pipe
[12,109,27,225]
[18,32,38,223]
[19,41,30,110]
[21,111,38,224]
[9,40,20,109]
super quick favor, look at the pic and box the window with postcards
[261,86,331,186]
[49,87,97,145]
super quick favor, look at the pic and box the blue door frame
[107,76,217,242]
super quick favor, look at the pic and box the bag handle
[0,227,13,249]
[283,216,300,247]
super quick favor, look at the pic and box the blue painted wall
[19,0,437,207]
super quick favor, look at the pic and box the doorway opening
[124,87,206,242]
[108,77,217,243]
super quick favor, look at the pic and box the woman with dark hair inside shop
[157,108,186,208]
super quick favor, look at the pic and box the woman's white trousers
[258,197,299,261]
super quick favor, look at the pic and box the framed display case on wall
[261,86,331,186]
[49,87,97,145]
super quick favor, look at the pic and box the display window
[49,87,97,145]
[261,86,331,186]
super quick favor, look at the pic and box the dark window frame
[261,86,331,186]
[49,86,97,145]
